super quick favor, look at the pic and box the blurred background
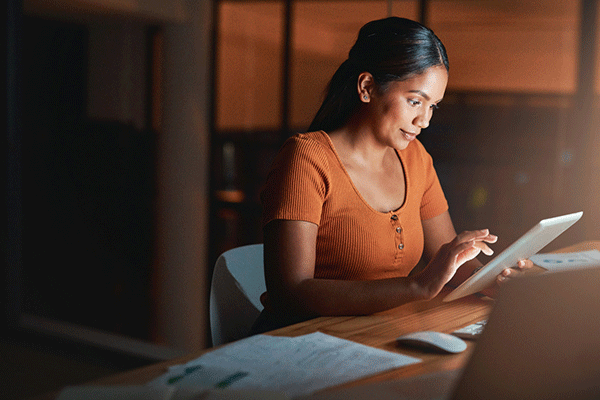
[3,0,600,398]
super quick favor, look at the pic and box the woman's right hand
[413,229,497,299]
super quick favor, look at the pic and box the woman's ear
[357,72,375,103]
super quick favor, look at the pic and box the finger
[516,259,533,270]
[474,231,497,244]
[454,229,487,243]
[454,241,483,266]
[482,233,498,244]
[496,268,519,284]
[494,269,514,285]
[473,241,494,256]
[454,229,496,245]
[452,230,496,257]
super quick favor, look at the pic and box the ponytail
[308,60,360,132]
[308,17,448,133]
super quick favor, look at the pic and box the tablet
[443,211,583,302]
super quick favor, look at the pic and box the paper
[149,332,421,398]
[148,363,247,389]
[530,250,600,272]
[201,389,290,400]
[56,386,176,400]
[298,369,461,400]
[56,386,288,400]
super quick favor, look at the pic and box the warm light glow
[429,0,580,94]
[216,2,284,131]
[290,1,419,129]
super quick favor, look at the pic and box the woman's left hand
[480,259,534,298]
[497,259,534,283]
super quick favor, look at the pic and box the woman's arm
[263,218,493,318]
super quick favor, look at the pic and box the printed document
[148,332,421,398]
[530,250,600,272]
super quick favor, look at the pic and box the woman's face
[366,65,448,150]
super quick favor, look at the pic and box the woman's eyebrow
[408,89,443,103]
[408,90,430,100]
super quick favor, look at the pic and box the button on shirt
[390,214,405,254]
[261,130,449,281]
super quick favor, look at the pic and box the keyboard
[452,320,487,340]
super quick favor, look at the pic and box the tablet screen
[443,211,583,302]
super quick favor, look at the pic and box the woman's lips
[401,130,417,141]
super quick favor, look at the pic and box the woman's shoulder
[278,130,336,160]
[285,130,333,149]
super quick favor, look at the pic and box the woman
[253,17,531,333]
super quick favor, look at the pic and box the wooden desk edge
[31,241,600,400]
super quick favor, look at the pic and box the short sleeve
[260,135,331,227]
[417,143,448,220]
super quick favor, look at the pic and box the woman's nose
[414,112,430,129]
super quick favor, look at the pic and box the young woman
[253,17,531,333]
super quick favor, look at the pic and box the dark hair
[308,17,449,133]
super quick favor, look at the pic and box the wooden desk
[37,241,600,399]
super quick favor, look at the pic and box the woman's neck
[328,124,391,171]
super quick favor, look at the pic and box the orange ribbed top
[261,131,448,280]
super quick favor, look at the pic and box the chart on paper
[530,250,600,272]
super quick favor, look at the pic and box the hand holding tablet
[444,211,583,302]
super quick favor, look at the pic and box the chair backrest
[209,244,265,347]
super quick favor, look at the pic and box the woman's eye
[408,99,421,106]
[430,103,439,110]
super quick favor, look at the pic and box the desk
[37,241,600,399]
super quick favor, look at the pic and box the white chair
[209,244,266,347]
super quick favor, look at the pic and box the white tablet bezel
[443,211,583,302]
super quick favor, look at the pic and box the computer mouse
[396,331,467,354]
